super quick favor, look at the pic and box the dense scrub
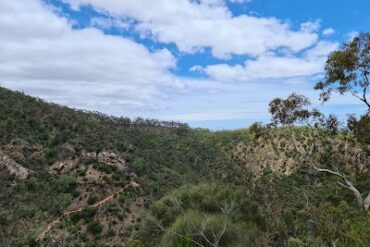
[140,184,265,247]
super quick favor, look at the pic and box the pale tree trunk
[291,132,370,215]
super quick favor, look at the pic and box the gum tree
[268,93,370,214]
[315,33,370,110]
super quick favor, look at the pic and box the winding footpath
[36,181,140,242]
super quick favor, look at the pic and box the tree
[268,93,320,126]
[268,93,370,215]
[315,32,370,111]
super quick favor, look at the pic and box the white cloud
[0,0,182,112]
[323,28,335,36]
[300,20,321,33]
[200,41,339,82]
[62,0,319,58]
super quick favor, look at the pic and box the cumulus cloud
[0,0,181,112]
[61,0,319,58]
[198,41,339,82]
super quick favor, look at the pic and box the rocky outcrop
[81,150,127,170]
[98,152,127,171]
[0,152,30,180]
[49,159,79,174]
[49,151,126,176]
[3,141,44,163]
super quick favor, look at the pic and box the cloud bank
[62,0,320,58]
[0,0,181,111]
[0,0,352,128]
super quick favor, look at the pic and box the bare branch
[351,91,364,102]
[363,192,370,213]
[351,82,370,110]
[214,223,227,246]
[313,166,344,178]
[337,182,351,190]
[290,130,368,212]
[343,180,364,207]
[199,231,215,247]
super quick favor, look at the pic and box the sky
[0,0,369,130]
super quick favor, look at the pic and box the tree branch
[363,76,370,111]
[363,192,370,212]
[290,131,367,212]
[214,223,227,246]
[350,82,370,110]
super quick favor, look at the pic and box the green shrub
[127,240,144,247]
[56,175,77,193]
[143,184,265,247]
[87,220,103,235]
[87,195,99,205]
[70,208,96,223]
[25,177,39,190]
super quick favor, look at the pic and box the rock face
[81,151,97,162]
[0,152,30,180]
[48,151,127,176]
[98,152,127,171]
[49,159,78,174]
[3,141,44,164]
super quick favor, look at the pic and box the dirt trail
[36,181,140,242]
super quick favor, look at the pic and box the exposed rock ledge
[0,152,30,180]
[49,159,79,175]
[49,151,127,176]
[98,152,127,171]
[81,151,127,171]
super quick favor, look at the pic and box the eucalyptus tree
[268,93,370,214]
[315,33,370,110]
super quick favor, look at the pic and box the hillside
[1,87,370,247]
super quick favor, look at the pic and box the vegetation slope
[0,86,369,247]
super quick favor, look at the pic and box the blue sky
[0,0,369,130]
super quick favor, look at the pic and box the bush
[50,193,72,215]
[87,195,99,205]
[92,162,113,174]
[127,240,144,247]
[143,184,265,247]
[56,175,77,193]
[70,207,96,223]
[25,177,39,190]
[87,220,103,235]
